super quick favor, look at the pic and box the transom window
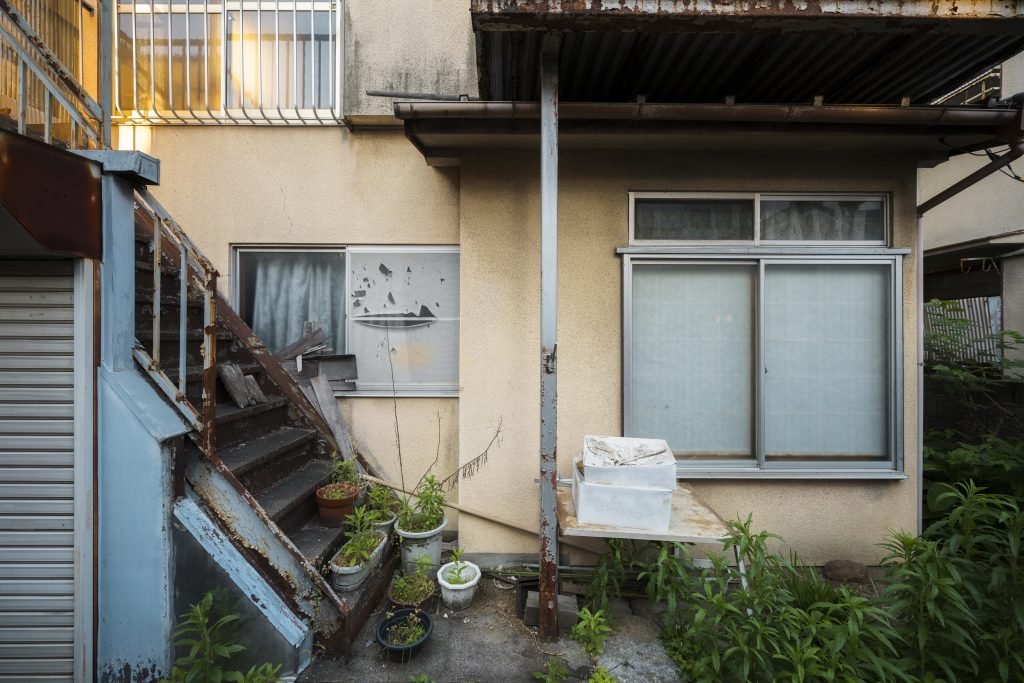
[234,246,459,395]
[115,1,341,124]
[630,192,887,245]
[623,192,903,478]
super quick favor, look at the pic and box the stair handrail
[133,187,219,458]
[0,0,104,147]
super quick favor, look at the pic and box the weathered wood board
[556,484,730,544]
[217,362,266,408]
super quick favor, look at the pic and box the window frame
[629,191,890,247]
[622,190,904,480]
[231,244,460,398]
[114,0,344,125]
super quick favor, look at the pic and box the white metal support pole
[538,32,561,642]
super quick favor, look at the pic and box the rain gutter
[395,101,1020,127]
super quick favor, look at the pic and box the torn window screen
[347,249,459,392]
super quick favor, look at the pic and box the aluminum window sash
[624,252,904,477]
[617,247,910,256]
[758,256,900,472]
[622,257,759,463]
[628,191,890,247]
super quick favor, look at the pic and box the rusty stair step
[219,426,317,478]
[290,518,350,569]
[214,396,289,423]
[255,459,333,523]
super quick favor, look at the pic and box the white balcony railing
[0,0,104,147]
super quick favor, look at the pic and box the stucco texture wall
[345,0,478,118]
[127,125,462,508]
[457,148,921,565]
[920,53,1024,249]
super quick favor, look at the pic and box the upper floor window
[115,0,341,125]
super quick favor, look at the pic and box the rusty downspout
[538,32,561,642]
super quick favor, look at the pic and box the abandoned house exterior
[1,0,1024,679]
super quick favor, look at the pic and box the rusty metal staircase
[130,189,389,655]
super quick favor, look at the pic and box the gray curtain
[761,200,884,241]
[249,251,345,353]
[634,199,754,241]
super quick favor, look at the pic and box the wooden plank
[273,326,328,361]
[216,363,266,408]
[556,484,731,544]
[309,374,355,464]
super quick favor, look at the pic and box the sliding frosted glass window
[630,264,755,459]
[761,198,885,242]
[347,250,460,392]
[236,250,346,355]
[763,263,890,461]
[634,199,755,241]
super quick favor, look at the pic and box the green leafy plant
[317,481,357,501]
[397,475,446,533]
[444,547,470,585]
[163,592,281,683]
[346,505,374,537]
[408,675,434,683]
[333,457,360,486]
[391,555,435,605]
[571,607,612,658]
[587,667,616,683]
[336,530,382,568]
[385,610,427,645]
[368,483,400,516]
[532,658,570,683]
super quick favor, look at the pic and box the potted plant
[315,458,361,527]
[388,555,436,610]
[376,608,432,663]
[395,475,448,577]
[436,547,482,610]
[328,507,387,592]
[366,483,400,534]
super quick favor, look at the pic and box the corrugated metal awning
[471,1,1024,105]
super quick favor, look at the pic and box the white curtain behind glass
[630,264,754,458]
[761,200,884,241]
[764,264,888,459]
[247,251,346,354]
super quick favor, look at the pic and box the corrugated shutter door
[0,260,76,682]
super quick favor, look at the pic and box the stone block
[524,591,579,632]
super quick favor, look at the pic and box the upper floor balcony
[0,0,103,148]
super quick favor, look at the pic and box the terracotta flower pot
[315,482,358,527]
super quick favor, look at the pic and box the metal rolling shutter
[0,260,76,681]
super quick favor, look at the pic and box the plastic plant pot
[376,608,432,663]
[395,516,447,579]
[328,531,387,593]
[437,560,481,610]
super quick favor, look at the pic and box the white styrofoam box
[572,455,673,531]
[582,435,676,491]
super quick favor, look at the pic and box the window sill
[676,467,907,480]
[334,391,459,399]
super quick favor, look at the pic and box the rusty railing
[133,188,219,457]
[0,0,103,147]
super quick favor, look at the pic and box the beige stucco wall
[457,148,921,565]
[920,53,1024,249]
[344,0,478,118]
[122,125,462,508]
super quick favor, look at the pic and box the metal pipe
[538,32,560,642]
[152,212,161,370]
[394,100,1020,128]
[917,139,1024,216]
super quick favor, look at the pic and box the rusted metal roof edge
[470,0,1024,28]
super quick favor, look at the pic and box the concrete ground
[299,578,679,682]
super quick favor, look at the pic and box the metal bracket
[543,344,558,374]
